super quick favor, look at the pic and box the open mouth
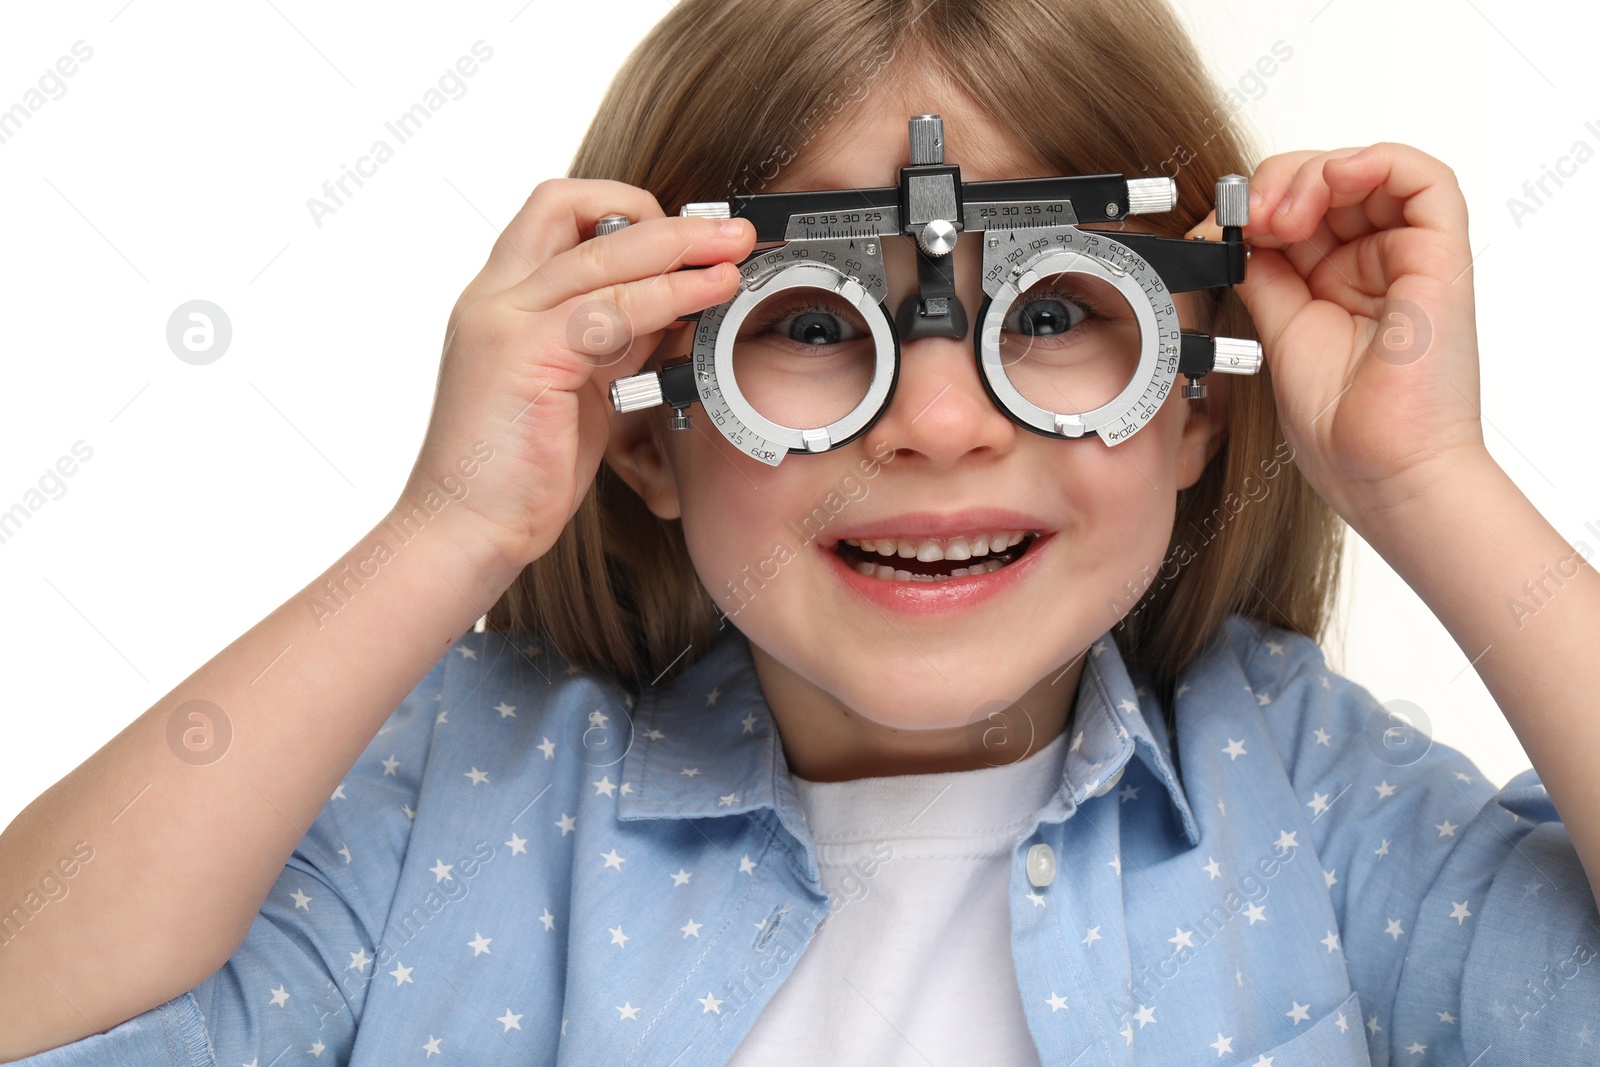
[832,531,1042,582]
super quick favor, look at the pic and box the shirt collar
[617,622,1201,849]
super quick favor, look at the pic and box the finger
[454,179,672,323]
[517,258,746,390]
[1321,143,1469,237]
[505,213,756,313]
[1237,150,1326,240]
[1232,244,1314,358]
[1267,147,1368,246]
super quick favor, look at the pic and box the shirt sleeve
[9,652,450,1067]
[1253,625,1600,1064]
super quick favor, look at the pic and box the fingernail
[718,219,745,237]
[1274,194,1293,218]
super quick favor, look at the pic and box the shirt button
[1027,843,1057,887]
[1092,765,1125,798]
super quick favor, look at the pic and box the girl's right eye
[739,293,868,350]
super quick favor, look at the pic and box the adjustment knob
[1215,174,1250,228]
[908,114,945,166]
[1211,336,1263,375]
[610,371,665,413]
[1126,177,1177,215]
[680,201,732,220]
[917,218,959,256]
[596,213,631,236]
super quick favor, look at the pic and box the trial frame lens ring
[713,262,898,454]
[977,243,1173,441]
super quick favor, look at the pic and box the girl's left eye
[1002,289,1102,338]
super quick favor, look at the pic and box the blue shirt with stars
[14,613,1599,1065]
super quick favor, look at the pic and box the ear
[601,353,684,520]
[1175,373,1231,491]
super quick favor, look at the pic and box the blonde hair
[484,0,1346,712]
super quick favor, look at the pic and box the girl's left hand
[1186,142,1491,528]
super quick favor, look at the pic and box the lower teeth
[851,557,1009,582]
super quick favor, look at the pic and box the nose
[862,235,1019,465]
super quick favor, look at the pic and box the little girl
[3,0,1597,1064]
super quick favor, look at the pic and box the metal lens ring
[693,246,896,466]
[977,231,1179,443]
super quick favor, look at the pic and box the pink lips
[821,528,1056,616]
[822,507,1049,548]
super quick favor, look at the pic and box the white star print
[464,767,490,785]
[436,710,449,725]
[588,710,609,729]
[1367,1014,1382,1035]
[1121,1023,1133,1045]
[1118,783,1140,803]
[617,1002,640,1021]
[1109,854,1122,875]
[1251,1057,1274,1067]
[1385,918,1405,940]
[1324,868,1337,889]
[556,813,576,835]
[331,783,347,801]
[738,855,757,874]
[1454,771,1473,783]
[269,984,289,1007]
[718,792,739,807]
[390,962,413,986]
[1203,857,1222,879]
[1070,730,1084,753]
[1449,900,1472,923]
[1243,901,1267,924]
[1438,1010,1457,1023]
[1026,890,1047,908]
[1047,992,1068,1012]
[1374,839,1391,857]
[620,782,634,796]
[1175,682,1190,698]
[1265,639,1283,655]
[1435,819,1458,838]
[468,933,492,956]
[643,728,665,741]
[1092,641,1107,656]
[1133,1003,1156,1027]
[1256,691,1272,706]
[402,804,416,820]
[601,848,626,871]
[1307,792,1330,816]
[1273,829,1298,853]
[337,842,352,864]
[1117,698,1138,714]
[1375,780,1396,799]
[380,754,399,775]
[1210,1033,1233,1055]
[290,888,312,911]
[608,925,628,947]
[308,1041,324,1057]
[506,833,528,856]
[705,686,720,705]
[1313,727,1331,746]
[347,948,371,973]
[681,919,702,938]
[1406,1041,1427,1055]
[679,766,702,777]
[494,701,516,718]
[671,869,692,886]
[422,1035,442,1056]
[537,737,555,759]
[1082,925,1102,947]
[1223,739,1247,760]
[741,713,758,733]
[498,1009,522,1032]
[1336,1012,1349,1033]
[592,776,617,797]
[1321,930,1341,952]
[430,859,454,883]
[1169,927,1195,950]
[699,992,723,1013]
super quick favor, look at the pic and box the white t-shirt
[727,726,1071,1065]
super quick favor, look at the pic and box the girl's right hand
[401,177,756,578]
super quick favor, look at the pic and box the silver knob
[909,114,945,166]
[1216,174,1250,228]
[610,371,664,413]
[680,201,731,220]
[1211,337,1263,375]
[596,213,631,236]
[1126,177,1177,215]
[917,218,958,256]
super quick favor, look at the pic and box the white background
[1,0,1596,830]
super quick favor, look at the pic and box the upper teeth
[839,530,1037,562]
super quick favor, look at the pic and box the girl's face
[605,81,1226,781]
